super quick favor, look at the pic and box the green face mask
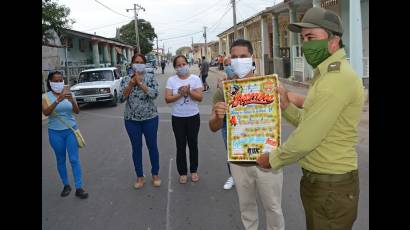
[302,40,331,68]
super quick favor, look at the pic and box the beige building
[217,0,369,84]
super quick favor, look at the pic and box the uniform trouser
[171,114,200,175]
[124,117,160,177]
[48,127,83,189]
[300,170,359,230]
[230,164,285,230]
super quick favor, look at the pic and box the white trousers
[230,163,285,230]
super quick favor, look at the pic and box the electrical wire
[93,0,133,19]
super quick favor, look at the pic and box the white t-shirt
[166,74,203,117]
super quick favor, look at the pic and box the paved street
[42,65,369,230]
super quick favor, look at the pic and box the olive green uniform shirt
[269,48,364,174]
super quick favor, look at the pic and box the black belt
[302,168,358,183]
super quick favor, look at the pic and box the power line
[208,5,232,32]
[83,20,131,32]
[170,0,225,24]
[159,31,203,41]
[93,0,132,19]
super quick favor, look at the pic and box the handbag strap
[44,93,77,133]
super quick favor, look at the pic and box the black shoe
[60,185,72,197]
[75,188,89,199]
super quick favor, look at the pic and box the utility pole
[126,4,145,53]
[156,37,159,63]
[203,26,207,60]
[232,0,238,39]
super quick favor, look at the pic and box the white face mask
[231,57,253,78]
[132,63,146,73]
[50,81,64,93]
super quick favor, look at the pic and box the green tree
[42,0,75,45]
[118,19,157,55]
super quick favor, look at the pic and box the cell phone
[64,85,71,94]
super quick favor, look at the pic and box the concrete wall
[58,37,93,65]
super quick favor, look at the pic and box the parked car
[70,67,123,106]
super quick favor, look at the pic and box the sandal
[191,173,199,182]
[179,175,188,184]
[152,175,161,187]
[134,177,145,189]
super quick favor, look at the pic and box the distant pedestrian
[218,54,224,70]
[200,56,210,92]
[161,59,166,74]
[42,71,89,199]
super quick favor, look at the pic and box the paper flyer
[223,75,281,162]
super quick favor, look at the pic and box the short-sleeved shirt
[43,91,77,130]
[119,72,159,121]
[200,60,209,76]
[166,74,203,117]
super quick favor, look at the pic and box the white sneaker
[223,177,235,190]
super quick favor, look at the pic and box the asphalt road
[42,65,369,230]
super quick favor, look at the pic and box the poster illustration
[223,75,281,162]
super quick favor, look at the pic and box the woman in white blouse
[165,55,203,184]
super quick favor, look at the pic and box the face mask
[132,63,146,73]
[50,81,64,93]
[302,40,331,68]
[176,65,190,76]
[224,65,235,79]
[231,57,253,78]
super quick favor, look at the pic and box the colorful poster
[223,75,281,162]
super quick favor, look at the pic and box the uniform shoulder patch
[327,61,341,72]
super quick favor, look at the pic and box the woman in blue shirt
[42,71,88,199]
[119,54,161,189]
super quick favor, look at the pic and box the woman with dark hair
[42,71,88,199]
[119,53,161,189]
[165,55,203,184]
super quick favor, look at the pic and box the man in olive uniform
[256,7,364,230]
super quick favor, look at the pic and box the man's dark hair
[202,56,205,60]
[325,30,344,48]
[173,55,188,68]
[47,71,63,91]
[230,39,253,55]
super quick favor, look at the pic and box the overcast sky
[58,0,283,54]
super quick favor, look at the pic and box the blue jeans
[48,127,83,189]
[125,116,160,177]
[221,121,231,175]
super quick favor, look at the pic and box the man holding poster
[209,39,285,230]
[256,7,364,230]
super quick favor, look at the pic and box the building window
[79,39,87,52]
[61,36,73,48]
